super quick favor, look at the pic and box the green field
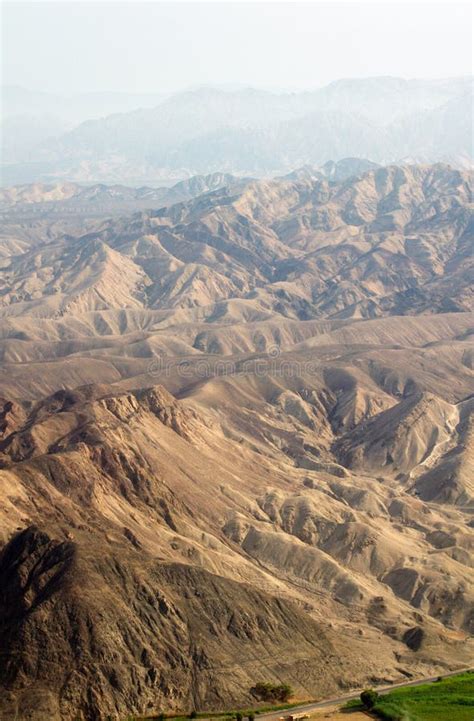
[350,672,474,721]
[136,699,312,721]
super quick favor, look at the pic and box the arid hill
[0,382,472,720]
[0,161,472,720]
[1,163,471,320]
[0,172,243,219]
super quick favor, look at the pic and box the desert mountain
[2,77,472,185]
[0,172,243,219]
[1,163,471,318]
[0,160,472,720]
[0,380,472,720]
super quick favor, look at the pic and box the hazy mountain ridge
[2,77,472,184]
[0,86,169,166]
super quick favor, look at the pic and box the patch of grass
[342,699,363,710]
[139,699,317,721]
[370,672,474,721]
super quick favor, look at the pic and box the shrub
[236,713,243,721]
[189,711,197,719]
[248,714,255,721]
[360,689,379,709]
[252,682,294,703]
[277,684,293,702]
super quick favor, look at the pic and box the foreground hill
[0,161,472,720]
[0,383,472,720]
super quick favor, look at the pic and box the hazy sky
[2,1,472,94]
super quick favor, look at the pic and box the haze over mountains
[0,157,473,720]
[2,76,473,185]
[1,86,168,168]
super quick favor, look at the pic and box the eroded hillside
[0,162,472,720]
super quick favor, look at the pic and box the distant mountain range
[0,171,246,219]
[1,77,472,185]
[0,160,384,222]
